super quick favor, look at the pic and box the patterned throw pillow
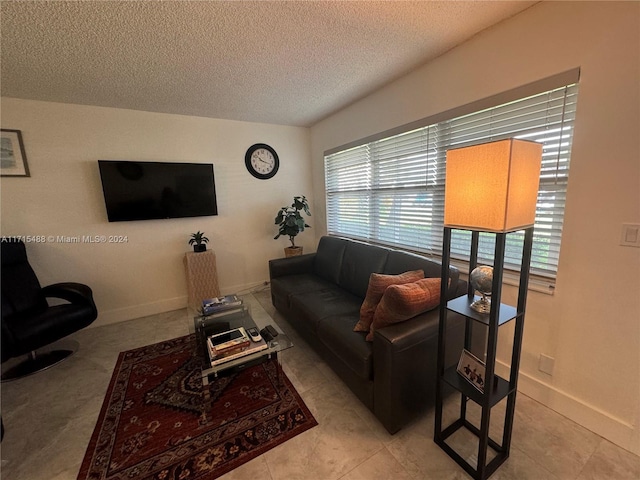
[354,270,424,333]
[366,277,441,341]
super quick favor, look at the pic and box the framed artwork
[457,349,486,392]
[1,129,30,177]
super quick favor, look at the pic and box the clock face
[245,143,279,179]
[250,148,275,174]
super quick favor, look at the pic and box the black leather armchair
[1,240,97,380]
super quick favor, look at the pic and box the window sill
[450,259,556,296]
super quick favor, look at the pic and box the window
[325,75,579,284]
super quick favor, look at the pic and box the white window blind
[325,82,579,281]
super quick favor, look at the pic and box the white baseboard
[89,280,270,328]
[496,360,639,456]
[91,295,188,327]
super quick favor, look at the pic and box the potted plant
[274,195,311,257]
[188,231,209,252]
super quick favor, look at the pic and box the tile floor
[1,289,639,480]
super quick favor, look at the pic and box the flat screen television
[98,160,218,222]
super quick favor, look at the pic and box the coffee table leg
[200,373,213,426]
[273,352,285,388]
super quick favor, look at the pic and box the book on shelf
[202,294,243,315]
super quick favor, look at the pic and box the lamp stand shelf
[434,226,534,480]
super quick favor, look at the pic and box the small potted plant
[274,195,311,257]
[188,231,209,252]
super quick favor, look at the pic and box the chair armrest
[269,253,315,279]
[1,320,17,362]
[41,282,95,308]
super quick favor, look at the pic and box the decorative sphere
[470,266,493,296]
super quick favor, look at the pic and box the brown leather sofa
[269,235,466,434]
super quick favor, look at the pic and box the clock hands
[255,153,273,166]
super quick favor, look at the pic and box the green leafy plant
[188,231,209,247]
[274,196,311,248]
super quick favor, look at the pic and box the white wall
[311,1,640,455]
[0,99,314,325]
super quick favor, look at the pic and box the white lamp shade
[444,139,542,232]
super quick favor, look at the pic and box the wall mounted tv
[98,160,218,222]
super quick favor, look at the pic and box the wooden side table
[184,250,221,311]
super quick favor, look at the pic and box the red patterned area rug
[78,334,317,479]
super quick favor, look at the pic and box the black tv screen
[98,160,218,222]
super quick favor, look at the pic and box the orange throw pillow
[366,278,441,341]
[354,270,424,333]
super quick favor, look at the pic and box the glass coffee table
[192,304,293,424]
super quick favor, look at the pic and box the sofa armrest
[445,266,468,300]
[372,309,465,434]
[269,253,316,279]
[451,279,467,299]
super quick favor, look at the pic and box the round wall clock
[245,143,279,179]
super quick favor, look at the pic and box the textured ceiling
[1,1,536,127]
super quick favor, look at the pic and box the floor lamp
[434,138,542,480]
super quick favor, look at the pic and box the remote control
[246,327,262,343]
[259,327,273,342]
[265,325,278,337]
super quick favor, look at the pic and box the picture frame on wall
[1,129,30,177]
[457,349,486,392]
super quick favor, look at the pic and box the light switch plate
[620,223,640,248]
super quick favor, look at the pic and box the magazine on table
[202,294,243,315]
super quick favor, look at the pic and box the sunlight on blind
[325,83,579,280]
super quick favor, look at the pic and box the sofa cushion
[366,278,441,341]
[270,274,336,308]
[338,242,389,298]
[354,270,425,333]
[313,236,347,284]
[384,250,442,278]
[318,315,373,380]
[289,287,362,335]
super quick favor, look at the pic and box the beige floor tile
[280,343,332,396]
[491,448,561,480]
[511,394,602,479]
[339,447,413,480]
[219,455,273,480]
[576,438,640,480]
[263,412,384,480]
[387,413,461,478]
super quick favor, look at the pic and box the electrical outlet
[620,223,640,247]
[538,354,554,375]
